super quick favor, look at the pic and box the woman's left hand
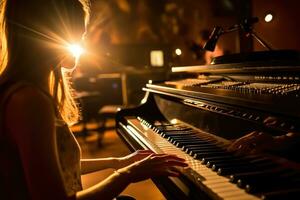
[116,150,154,169]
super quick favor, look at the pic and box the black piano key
[229,163,280,182]
[168,135,204,143]
[245,173,300,193]
[217,157,273,175]
[230,170,269,183]
[177,139,215,146]
[211,161,252,171]
[163,129,195,133]
[157,129,187,134]
[155,125,191,132]
[181,143,226,151]
[190,150,222,158]
[201,155,238,164]
[207,159,241,168]
[170,137,209,144]
[261,188,300,200]
[161,130,196,137]
[212,157,270,171]
[201,155,240,165]
[186,146,226,155]
[185,144,223,154]
[206,155,261,168]
[192,151,231,159]
[237,169,289,188]
[170,135,213,143]
[167,134,214,140]
[184,145,222,152]
[246,181,300,194]
[162,133,197,139]
[184,143,224,149]
[177,141,216,148]
[195,134,216,139]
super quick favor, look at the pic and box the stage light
[67,43,85,58]
[170,119,178,124]
[264,14,273,22]
[175,48,182,56]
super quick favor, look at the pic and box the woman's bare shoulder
[7,85,53,112]
[5,85,56,138]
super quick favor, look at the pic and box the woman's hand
[116,153,188,183]
[115,150,154,169]
[228,131,280,155]
[227,116,285,155]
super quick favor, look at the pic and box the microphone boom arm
[203,17,272,52]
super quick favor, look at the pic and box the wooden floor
[71,120,165,200]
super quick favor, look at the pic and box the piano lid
[172,50,300,74]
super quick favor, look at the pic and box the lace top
[55,118,82,196]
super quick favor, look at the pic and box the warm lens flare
[67,43,84,58]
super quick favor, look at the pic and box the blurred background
[73,0,300,112]
[70,0,300,198]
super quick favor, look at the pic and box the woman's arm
[78,153,188,200]
[77,171,129,200]
[6,86,188,200]
[5,87,71,200]
[80,150,154,174]
[80,158,120,174]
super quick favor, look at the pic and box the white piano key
[127,119,260,200]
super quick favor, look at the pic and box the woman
[0,0,187,199]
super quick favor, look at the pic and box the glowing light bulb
[67,43,84,58]
[170,119,178,124]
[175,48,182,56]
[264,14,273,22]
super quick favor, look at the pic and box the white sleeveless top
[55,118,82,196]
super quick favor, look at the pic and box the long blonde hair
[0,0,90,125]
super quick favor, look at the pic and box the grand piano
[116,50,300,200]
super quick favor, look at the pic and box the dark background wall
[253,0,300,51]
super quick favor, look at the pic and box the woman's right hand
[116,153,188,183]
[227,131,278,155]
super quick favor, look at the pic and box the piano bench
[96,105,124,146]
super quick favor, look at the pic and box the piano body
[116,50,300,200]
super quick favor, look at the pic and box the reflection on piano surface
[116,51,300,200]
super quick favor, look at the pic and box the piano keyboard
[124,117,300,200]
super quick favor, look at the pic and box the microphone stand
[203,17,272,52]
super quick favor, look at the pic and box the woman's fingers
[149,154,186,166]
[228,131,267,154]
[228,131,276,155]
[125,153,189,183]
[151,166,182,177]
[164,168,180,177]
[148,154,188,168]
[263,116,278,126]
[135,149,154,154]
[228,131,259,151]
[150,154,185,161]
[234,142,257,155]
[163,159,189,167]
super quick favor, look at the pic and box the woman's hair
[0,0,90,125]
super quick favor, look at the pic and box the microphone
[241,17,259,33]
[203,26,224,52]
